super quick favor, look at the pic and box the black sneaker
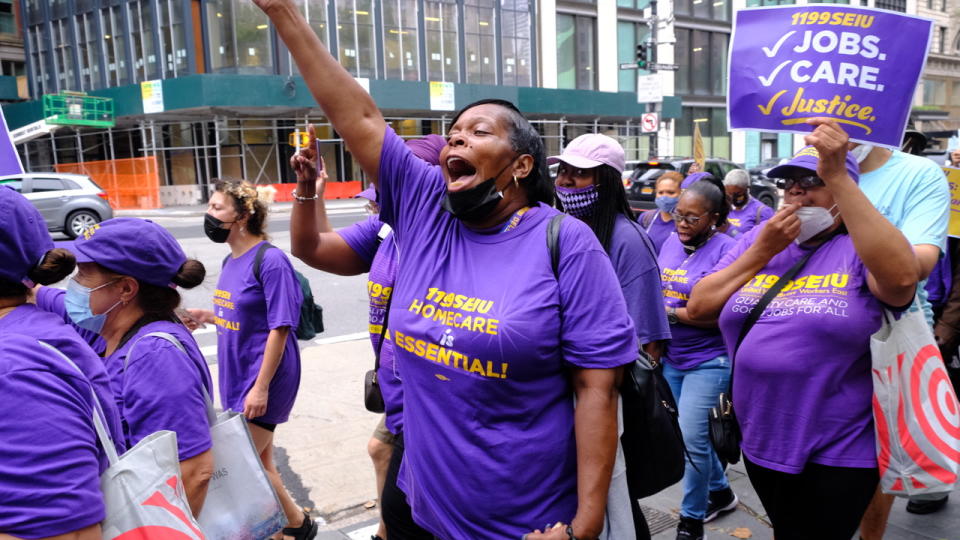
[704,487,739,523]
[676,515,705,540]
[906,494,949,514]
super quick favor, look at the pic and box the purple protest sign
[0,106,23,176]
[728,6,932,148]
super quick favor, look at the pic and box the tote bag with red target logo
[870,305,960,497]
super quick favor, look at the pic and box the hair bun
[171,259,206,289]
[27,248,76,285]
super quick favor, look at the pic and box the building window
[675,107,730,159]
[287,0,329,77]
[617,0,652,7]
[29,26,52,95]
[382,0,419,81]
[0,0,15,35]
[101,5,130,87]
[337,0,377,78]
[501,0,532,87]
[557,13,596,90]
[129,1,160,82]
[159,0,189,77]
[76,12,103,90]
[924,79,947,106]
[675,28,727,97]
[52,19,76,91]
[874,0,906,12]
[206,1,274,74]
[617,20,650,92]
[424,0,459,82]
[676,0,730,21]
[746,0,796,5]
[464,0,496,85]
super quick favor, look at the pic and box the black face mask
[731,195,748,208]
[204,213,234,243]
[441,159,518,222]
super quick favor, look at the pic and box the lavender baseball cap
[547,134,626,173]
[681,172,713,190]
[406,135,446,166]
[66,217,187,288]
[767,146,860,184]
[355,187,378,203]
[0,186,55,285]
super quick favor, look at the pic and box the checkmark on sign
[757,90,788,115]
[762,31,796,57]
[758,61,792,87]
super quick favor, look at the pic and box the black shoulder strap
[734,247,816,358]
[252,243,274,286]
[547,214,565,277]
[755,203,764,224]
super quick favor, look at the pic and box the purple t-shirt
[925,247,952,308]
[0,300,125,467]
[0,333,105,537]
[339,215,404,434]
[715,225,881,473]
[609,215,672,344]
[376,127,638,539]
[106,321,214,460]
[658,232,735,369]
[725,197,774,238]
[641,210,675,254]
[215,241,302,424]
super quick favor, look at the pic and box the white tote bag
[870,305,960,497]
[39,340,204,539]
[140,332,286,539]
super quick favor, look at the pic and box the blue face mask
[655,195,679,214]
[66,277,121,334]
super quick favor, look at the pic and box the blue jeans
[663,355,732,520]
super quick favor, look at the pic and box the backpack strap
[547,214,565,278]
[755,203,763,225]
[252,243,274,287]
[642,210,656,231]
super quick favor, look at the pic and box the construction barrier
[56,156,160,210]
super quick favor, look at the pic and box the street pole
[649,0,659,158]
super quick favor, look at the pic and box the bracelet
[291,189,319,203]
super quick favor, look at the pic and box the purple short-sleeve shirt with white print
[375,126,638,540]
[215,242,302,424]
[339,216,404,434]
[0,299,125,466]
[725,197,774,238]
[0,334,106,538]
[715,225,880,473]
[658,232,735,369]
[105,321,214,460]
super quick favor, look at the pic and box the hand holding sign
[804,118,851,185]
[729,5,933,147]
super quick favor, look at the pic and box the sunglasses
[670,210,711,225]
[778,175,824,190]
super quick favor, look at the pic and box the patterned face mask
[556,184,600,219]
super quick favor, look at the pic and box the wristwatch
[667,306,679,325]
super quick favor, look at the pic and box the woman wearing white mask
[687,119,918,539]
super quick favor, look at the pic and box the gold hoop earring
[513,176,519,188]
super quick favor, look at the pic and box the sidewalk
[115,198,366,218]
[228,337,959,540]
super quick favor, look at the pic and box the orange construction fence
[266,180,363,202]
[56,156,161,210]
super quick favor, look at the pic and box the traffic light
[636,43,649,69]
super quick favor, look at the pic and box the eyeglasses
[778,175,824,190]
[670,210,711,225]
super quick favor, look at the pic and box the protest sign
[0,106,23,176]
[945,167,960,239]
[728,6,932,148]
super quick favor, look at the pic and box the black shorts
[248,418,277,432]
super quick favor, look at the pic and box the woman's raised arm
[255,0,386,184]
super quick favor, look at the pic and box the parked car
[0,173,113,238]
[625,158,780,212]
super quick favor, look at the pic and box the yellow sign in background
[945,167,960,238]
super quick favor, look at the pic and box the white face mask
[795,205,838,244]
[850,144,873,164]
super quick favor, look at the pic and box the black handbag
[364,292,392,414]
[621,352,692,498]
[709,243,821,464]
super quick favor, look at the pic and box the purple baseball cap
[354,187,377,203]
[0,186,55,285]
[547,133,626,173]
[67,217,187,288]
[405,135,446,166]
[766,146,860,184]
[681,172,713,190]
